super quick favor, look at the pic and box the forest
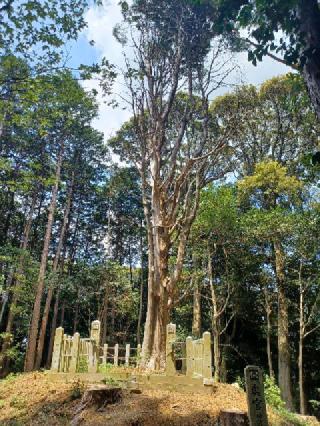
[1,0,320,423]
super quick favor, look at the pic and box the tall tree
[238,161,303,410]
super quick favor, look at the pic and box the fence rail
[51,320,141,373]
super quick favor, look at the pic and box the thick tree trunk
[192,254,201,338]
[299,0,320,120]
[273,239,293,411]
[34,172,74,369]
[24,144,64,372]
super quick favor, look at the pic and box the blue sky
[68,0,290,141]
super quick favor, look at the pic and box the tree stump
[71,385,123,426]
[219,409,249,426]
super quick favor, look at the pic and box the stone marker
[90,320,101,344]
[51,327,64,372]
[165,323,176,376]
[244,366,268,426]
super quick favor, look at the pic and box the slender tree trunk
[192,254,201,338]
[60,300,65,327]
[137,220,144,345]
[73,294,79,335]
[299,334,306,414]
[24,143,64,372]
[299,262,307,415]
[99,284,108,345]
[45,288,60,368]
[34,171,74,369]
[0,271,13,327]
[0,191,38,375]
[273,239,293,411]
[298,0,320,120]
[208,248,220,382]
[263,285,274,379]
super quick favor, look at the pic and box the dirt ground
[0,372,318,426]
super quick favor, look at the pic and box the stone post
[87,320,101,373]
[114,343,119,366]
[90,320,101,345]
[186,336,194,377]
[125,344,130,366]
[103,344,108,365]
[51,327,64,372]
[202,331,212,379]
[69,332,80,373]
[244,366,268,426]
[165,323,176,376]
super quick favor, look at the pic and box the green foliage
[238,161,303,203]
[101,377,120,387]
[264,376,307,425]
[77,357,88,373]
[264,375,285,411]
[70,379,85,400]
[98,363,115,374]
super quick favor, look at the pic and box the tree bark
[45,287,60,368]
[273,239,293,411]
[24,143,64,372]
[298,262,307,415]
[263,284,274,379]
[0,190,37,375]
[137,220,144,345]
[192,254,201,338]
[298,0,320,120]
[208,248,220,382]
[34,171,74,369]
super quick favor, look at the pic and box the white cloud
[81,1,290,140]
[81,0,131,141]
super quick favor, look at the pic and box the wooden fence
[50,320,141,373]
[165,323,212,380]
[51,320,212,379]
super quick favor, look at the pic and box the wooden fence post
[114,344,119,366]
[69,332,80,373]
[186,336,194,377]
[51,327,64,372]
[244,366,268,426]
[202,331,212,379]
[103,344,108,365]
[165,323,176,376]
[125,344,130,366]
